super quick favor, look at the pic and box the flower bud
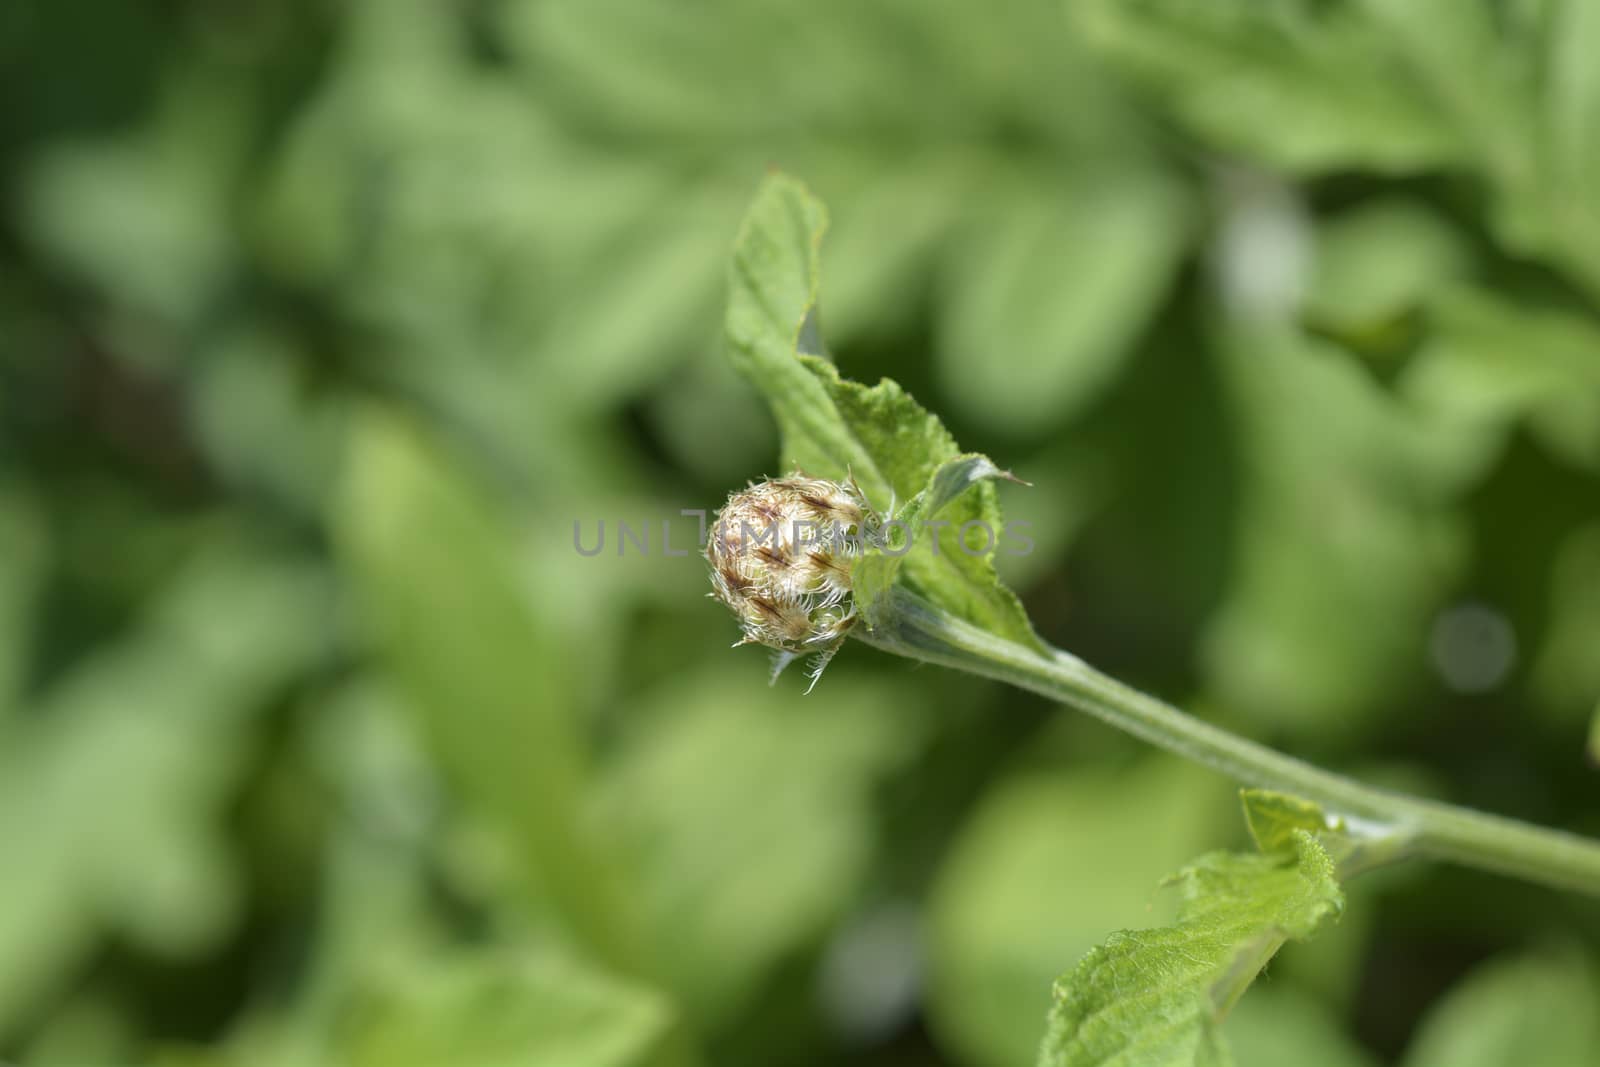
[706,474,874,687]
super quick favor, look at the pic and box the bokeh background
[4,1,1600,1064]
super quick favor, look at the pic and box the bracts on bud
[705,473,880,690]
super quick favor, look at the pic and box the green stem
[856,588,1600,896]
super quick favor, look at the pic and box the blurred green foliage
[2,0,1599,1064]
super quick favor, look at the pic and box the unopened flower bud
[706,474,875,688]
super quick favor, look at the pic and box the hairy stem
[856,588,1600,896]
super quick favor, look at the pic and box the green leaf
[343,950,673,1067]
[1070,0,1467,174]
[1400,290,1600,471]
[1239,790,1412,883]
[190,318,352,515]
[723,173,867,487]
[1304,199,1473,333]
[1224,986,1377,1067]
[22,992,136,1067]
[19,65,248,335]
[914,455,1028,524]
[1350,0,1600,298]
[929,757,1234,1067]
[266,0,1168,464]
[1546,0,1600,185]
[853,454,1023,625]
[1400,953,1600,1067]
[598,667,915,1027]
[1240,790,1334,856]
[336,408,643,978]
[1354,0,1528,176]
[507,0,1125,152]
[1340,0,1600,300]
[934,168,1191,432]
[1202,324,1475,739]
[724,172,1042,649]
[0,547,327,1040]
[1036,831,1344,1067]
[1537,0,1600,296]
